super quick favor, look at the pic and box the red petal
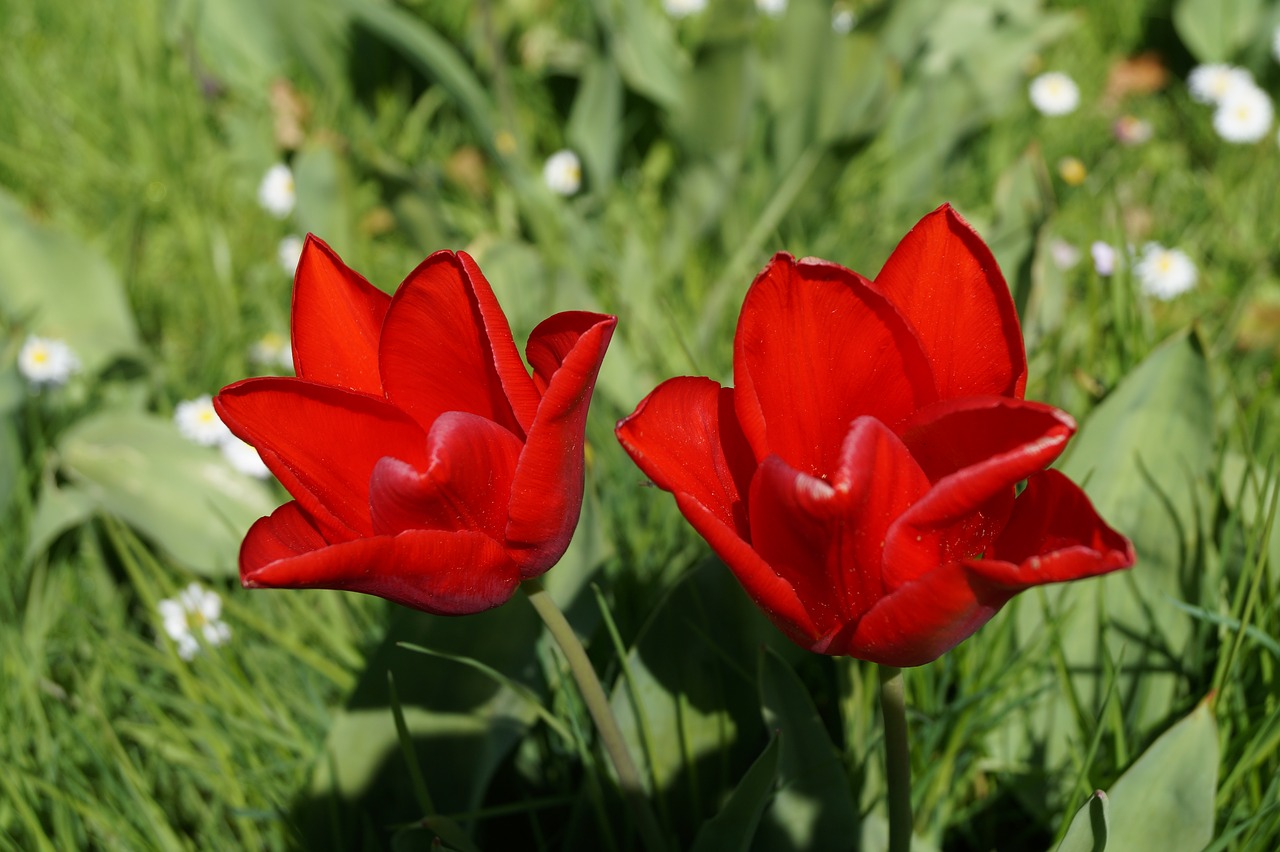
[458,252,542,431]
[504,313,615,577]
[242,509,520,616]
[749,418,932,637]
[379,251,525,437]
[884,397,1075,588]
[369,411,523,540]
[872,204,1028,400]
[974,469,1136,585]
[733,253,936,477]
[290,235,391,395]
[215,377,430,538]
[615,376,755,538]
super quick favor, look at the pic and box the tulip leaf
[24,480,98,565]
[1055,790,1110,852]
[293,141,354,256]
[689,733,780,852]
[609,0,687,110]
[610,562,768,833]
[54,410,278,577]
[567,56,624,192]
[1173,0,1263,62]
[671,41,758,159]
[754,647,859,852]
[1103,698,1219,852]
[0,190,139,376]
[298,603,544,850]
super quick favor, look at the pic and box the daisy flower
[249,331,294,371]
[277,234,304,275]
[1213,84,1273,143]
[1029,72,1080,116]
[220,436,271,479]
[1187,64,1254,105]
[257,163,296,218]
[1091,241,1117,277]
[1135,243,1196,300]
[663,0,706,17]
[542,149,582,196]
[756,0,787,17]
[18,336,79,388]
[158,583,231,661]
[174,395,233,446]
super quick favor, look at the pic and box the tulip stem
[879,665,913,852]
[522,579,667,852]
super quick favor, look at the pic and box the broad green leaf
[1105,699,1218,852]
[763,0,831,169]
[298,603,544,850]
[1055,790,1110,852]
[293,142,353,255]
[1173,0,1263,62]
[0,191,139,375]
[816,34,896,143]
[670,41,758,159]
[56,410,278,577]
[23,480,97,564]
[690,734,780,852]
[610,0,688,110]
[754,647,858,852]
[567,57,624,191]
[610,563,768,832]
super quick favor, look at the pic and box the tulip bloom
[215,236,615,615]
[616,205,1133,667]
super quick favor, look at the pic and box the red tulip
[215,236,616,615]
[616,205,1134,667]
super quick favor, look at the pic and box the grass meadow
[2,0,1280,849]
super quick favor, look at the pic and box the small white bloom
[1029,72,1080,116]
[1091,242,1117,277]
[832,5,856,34]
[1187,64,1254,105]
[1049,238,1081,270]
[755,0,787,17]
[277,234,304,275]
[1213,84,1273,143]
[1135,243,1196,300]
[249,332,294,371]
[257,163,296,218]
[542,149,582,196]
[18,336,79,388]
[221,436,271,479]
[158,583,231,661]
[174,395,233,446]
[662,0,706,17]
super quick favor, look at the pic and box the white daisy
[832,4,856,33]
[1090,241,1117,277]
[1135,243,1196,300]
[249,331,294,371]
[18,336,79,388]
[755,0,787,17]
[221,436,271,479]
[542,149,582,196]
[662,0,706,17]
[1213,84,1273,143]
[277,234,304,275]
[257,163,296,218]
[1187,64,1254,105]
[158,583,231,661]
[1029,72,1080,116]
[174,395,233,446]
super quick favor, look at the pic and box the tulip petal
[972,469,1136,585]
[872,204,1028,400]
[242,508,520,616]
[379,251,525,436]
[369,411,523,540]
[290,235,391,395]
[215,377,430,538]
[733,253,936,477]
[504,313,616,577]
[884,396,1076,588]
[615,376,756,537]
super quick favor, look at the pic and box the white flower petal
[1029,72,1080,116]
[174,395,233,447]
[542,149,582,196]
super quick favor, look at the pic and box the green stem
[522,579,668,852]
[879,665,913,852]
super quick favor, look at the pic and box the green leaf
[1105,699,1219,852]
[670,41,758,159]
[0,191,139,375]
[610,0,688,110]
[567,57,624,191]
[0,416,19,518]
[754,647,858,852]
[1055,790,1110,852]
[55,410,278,577]
[1173,0,1263,62]
[690,734,781,852]
[293,141,353,255]
[24,480,97,564]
